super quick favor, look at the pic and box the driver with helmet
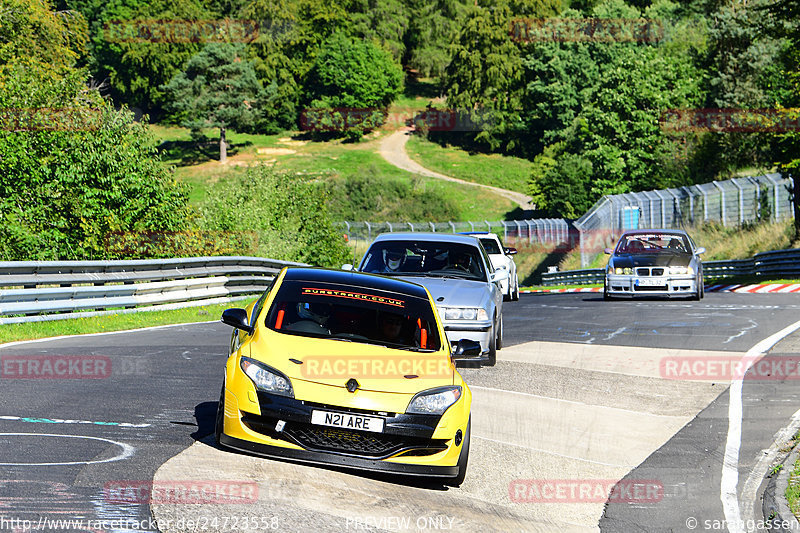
[382,248,406,272]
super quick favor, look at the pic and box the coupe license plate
[310,410,384,433]
[636,278,664,287]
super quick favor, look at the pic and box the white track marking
[721,318,800,533]
[0,433,134,466]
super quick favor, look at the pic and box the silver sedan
[350,233,507,366]
[604,229,705,300]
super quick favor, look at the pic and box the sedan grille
[636,267,665,276]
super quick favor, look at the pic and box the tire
[214,384,225,446]
[603,280,612,301]
[495,315,503,350]
[448,417,471,487]
[512,276,520,301]
[485,322,497,367]
[692,275,703,301]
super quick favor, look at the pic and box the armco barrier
[0,256,306,324]
[541,248,800,286]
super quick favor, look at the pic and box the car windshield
[616,234,690,254]
[265,280,441,351]
[360,241,487,281]
[478,238,502,254]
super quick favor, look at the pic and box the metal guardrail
[0,256,306,324]
[541,248,800,286]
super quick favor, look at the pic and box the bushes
[196,167,351,267]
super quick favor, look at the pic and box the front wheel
[485,323,497,367]
[603,280,612,301]
[512,276,520,301]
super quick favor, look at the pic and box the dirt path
[378,128,535,211]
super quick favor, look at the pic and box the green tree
[303,32,403,139]
[443,0,561,151]
[162,43,269,162]
[404,0,470,78]
[83,0,210,115]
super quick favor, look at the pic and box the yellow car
[215,267,475,485]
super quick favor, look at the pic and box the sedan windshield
[360,241,487,281]
[616,234,690,254]
[265,280,441,351]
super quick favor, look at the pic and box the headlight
[669,266,694,275]
[614,268,633,275]
[407,386,462,415]
[442,307,489,321]
[240,357,293,397]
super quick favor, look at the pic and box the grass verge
[405,135,533,194]
[0,302,245,344]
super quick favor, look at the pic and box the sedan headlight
[669,266,694,275]
[240,357,293,397]
[442,307,489,321]
[614,267,633,275]
[407,386,462,415]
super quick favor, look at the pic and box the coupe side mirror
[341,264,354,271]
[453,339,482,357]
[503,247,518,255]
[221,308,254,335]
[695,247,706,255]
[604,248,613,254]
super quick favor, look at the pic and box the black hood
[611,253,692,269]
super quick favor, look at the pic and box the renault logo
[346,378,359,393]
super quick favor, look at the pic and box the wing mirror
[695,247,706,255]
[503,247,518,255]
[604,248,613,254]
[341,264,354,271]
[491,269,509,282]
[221,308,254,335]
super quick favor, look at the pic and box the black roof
[281,267,429,299]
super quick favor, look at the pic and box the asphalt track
[1,292,800,532]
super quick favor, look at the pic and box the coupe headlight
[407,386,462,415]
[442,307,489,321]
[669,266,694,275]
[614,267,633,275]
[240,357,293,397]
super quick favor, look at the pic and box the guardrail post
[449,221,456,233]
[764,174,780,220]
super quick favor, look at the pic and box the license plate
[310,410,384,433]
[636,278,664,287]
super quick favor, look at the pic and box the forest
[0,0,798,262]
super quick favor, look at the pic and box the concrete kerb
[763,444,800,532]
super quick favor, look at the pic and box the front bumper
[219,390,465,478]
[605,274,699,297]
[443,321,493,361]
